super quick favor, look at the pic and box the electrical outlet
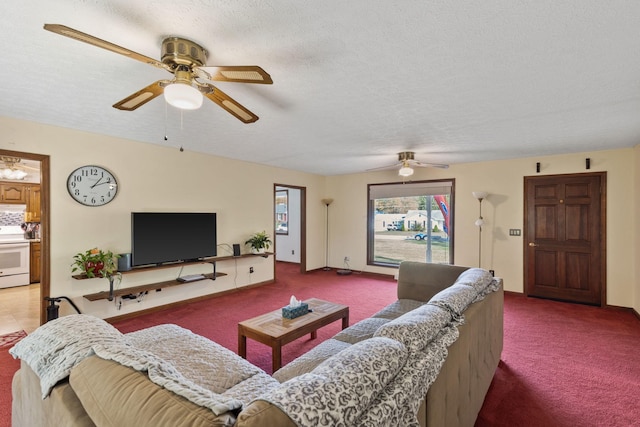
[291,250,295,255]
[249,267,254,274]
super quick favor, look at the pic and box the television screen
[131,212,217,267]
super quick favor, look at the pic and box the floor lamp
[472,191,488,268]
[322,198,333,271]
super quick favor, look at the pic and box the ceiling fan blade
[195,66,273,84]
[201,85,259,123]
[412,161,449,169]
[43,24,170,72]
[113,81,166,111]
[366,163,402,172]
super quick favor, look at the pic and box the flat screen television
[131,212,217,267]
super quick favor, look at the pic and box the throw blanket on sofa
[10,315,278,415]
[9,314,125,398]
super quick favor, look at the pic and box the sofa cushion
[256,337,408,427]
[272,338,351,383]
[454,268,494,293]
[333,317,390,344]
[9,314,124,398]
[374,303,452,352]
[70,356,236,427]
[397,261,469,301]
[371,299,425,320]
[428,283,479,317]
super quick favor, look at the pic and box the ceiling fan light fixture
[0,168,27,180]
[398,163,414,177]
[164,82,203,110]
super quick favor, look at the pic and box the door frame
[0,148,50,324]
[523,172,607,306]
[273,183,306,275]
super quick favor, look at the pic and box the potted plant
[72,248,121,279]
[245,231,272,254]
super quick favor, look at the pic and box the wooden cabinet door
[26,185,41,222]
[0,183,27,203]
[524,173,605,306]
[30,241,41,283]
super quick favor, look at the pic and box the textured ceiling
[1,1,640,175]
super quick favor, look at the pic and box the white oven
[0,226,30,288]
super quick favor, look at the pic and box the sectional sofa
[11,261,503,426]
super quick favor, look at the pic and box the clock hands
[90,177,117,189]
[90,176,103,189]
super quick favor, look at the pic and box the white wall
[327,148,637,309]
[275,186,301,263]
[1,116,327,318]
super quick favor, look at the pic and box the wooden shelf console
[79,252,273,301]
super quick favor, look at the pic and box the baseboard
[504,291,639,319]
[104,279,275,324]
[306,267,396,281]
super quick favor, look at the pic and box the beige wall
[1,116,327,318]
[2,115,638,314]
[327,148,637,309]
[635,145,640,313]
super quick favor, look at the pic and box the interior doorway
[274,183,306,275]
[0,148,50,326]
[523,172,606,306]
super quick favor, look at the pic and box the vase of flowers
[245,231,272,254]
[72,248,120,279]
[72,248,122,301]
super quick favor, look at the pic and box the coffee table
[238,298,349,372]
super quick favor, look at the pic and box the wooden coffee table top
[238,298,348,340]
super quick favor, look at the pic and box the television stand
[78,252,273,301]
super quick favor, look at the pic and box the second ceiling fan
[44,24,273,123]
[369,152,449,177]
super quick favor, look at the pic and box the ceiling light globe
[398,166,414,177]
[164,83,203,110]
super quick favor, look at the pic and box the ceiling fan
[43,24,273,123]
[368,152,449,177]
[0,156,39,180]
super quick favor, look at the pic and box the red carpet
[0,331,25,426]
[476,293,640,427]
[1,263,639,426]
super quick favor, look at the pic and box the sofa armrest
[12,361,95,427]
[397,262,469,301]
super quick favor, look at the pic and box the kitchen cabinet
[30,241,41,283]
[26,184,41,222]
[0,182,27,203]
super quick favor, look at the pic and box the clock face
[67,165,118,206]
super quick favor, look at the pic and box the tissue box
[282,302,309,319]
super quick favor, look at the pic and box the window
[367,179,454,267]
[275,190,288,235]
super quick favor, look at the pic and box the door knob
[528,242,537,247]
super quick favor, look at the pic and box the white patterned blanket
[10,315,279,416]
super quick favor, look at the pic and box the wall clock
[67,165,118,206]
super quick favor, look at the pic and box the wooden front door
[524,172,606,306]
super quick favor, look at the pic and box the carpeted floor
[0,330,24,426]
[2,263,639,426]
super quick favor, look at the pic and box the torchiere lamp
[472,191,488,268]
[321,198,334,271]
